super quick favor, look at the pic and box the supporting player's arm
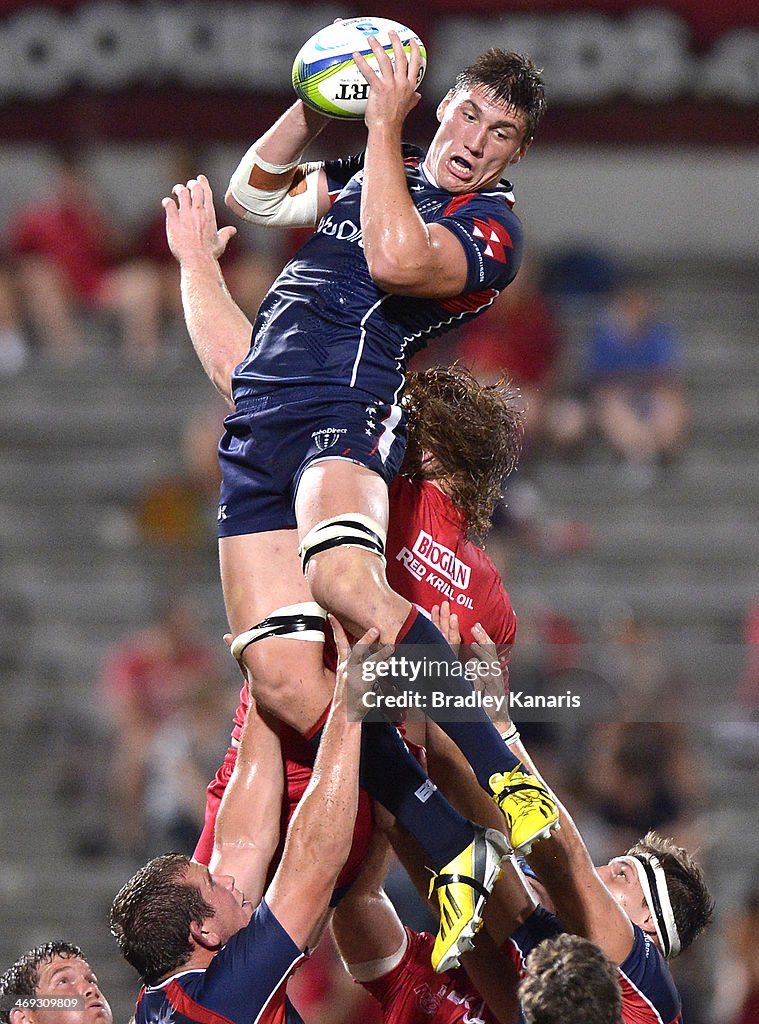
[264,619,381,950]
[210,697,285,908]
[468,623,637,963]
[334,807,522,1024]
[355,33,469,298]
[163,174,250,402]
[332,823,407,968]
[226,101,333,227]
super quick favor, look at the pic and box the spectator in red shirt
[8,147,163,363]
[99,594,225,854]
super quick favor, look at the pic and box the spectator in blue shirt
[586,283,688,488]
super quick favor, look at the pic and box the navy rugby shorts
[217,385,407,537]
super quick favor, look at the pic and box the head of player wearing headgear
[597,831,713,958]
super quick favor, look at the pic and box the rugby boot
[429,825,510,973]
[489,766,560,855]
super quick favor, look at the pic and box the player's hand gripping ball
[292,16,427,119]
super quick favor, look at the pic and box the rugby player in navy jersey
[164,40,555,971]
[369,624,713,1024]
[110,619,373,1024]
[330,826,624,1024]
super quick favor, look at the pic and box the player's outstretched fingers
[432,600,461,651]
[188,177,206,206]
[171,181,190,207]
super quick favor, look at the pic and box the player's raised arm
[209,696,285,909]
[263,619,381,950]
[163,173,251,401]
[226,101,332,228]
[467,623,636,963]
[354,32,468,298]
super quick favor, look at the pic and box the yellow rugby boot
[489,766,560,855]
[429,826,510,973]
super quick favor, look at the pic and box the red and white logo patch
[471,218,513,263]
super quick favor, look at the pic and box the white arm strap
[228,143,322,228]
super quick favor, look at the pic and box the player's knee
[230,602,326,674]
[299,514,387,615]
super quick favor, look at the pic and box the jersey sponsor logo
[412,530,471,589]
[396,546,427,581]
[426,574,474,609]
[317,212,365,247]
[396,545,476,608]
[471,218,513,263]
[312,427,347,451]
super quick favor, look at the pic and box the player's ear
[189,918,223,950]
[10,1007,32,1024]
[436,90,455,123]
[509,137,532,166]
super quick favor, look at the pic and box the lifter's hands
[330,615,395,715]
[353,31,422,132]
[163,174,237,266]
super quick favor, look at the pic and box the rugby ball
[292,17,427,120]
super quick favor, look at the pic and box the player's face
[26,956,112,1024]
[598,857,660,947]
[189,862,253,941]
[425,86,530,194]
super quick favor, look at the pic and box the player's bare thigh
[219,527,333,732]
[295,459,410,640]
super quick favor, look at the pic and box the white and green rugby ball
[292,16,427,120]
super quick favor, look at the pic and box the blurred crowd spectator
[455,251,586,454]
[584,280,689,489]
[98,593,229,856]
[0,144,281,368]
[132,399,227,563]
[7,147,164,364]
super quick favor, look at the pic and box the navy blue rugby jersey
[508,906,682,1024]
[134,899,306,1024]
[231,146,523,406]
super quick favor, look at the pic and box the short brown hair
[401,365,524,541]
[454,49,547,142]
[110,853,214,985]
[627,831,714,954]
[519,934,622,1024]
[0,943,84,1024]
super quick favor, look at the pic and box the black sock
[307,718,474,870]
[395,610,521,791]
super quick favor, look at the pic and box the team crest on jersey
[312,427,347,451]
[413,982,443,1015]
[471,218,513,263]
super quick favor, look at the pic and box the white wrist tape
[229,143,321,228]
[501,724,520,746]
